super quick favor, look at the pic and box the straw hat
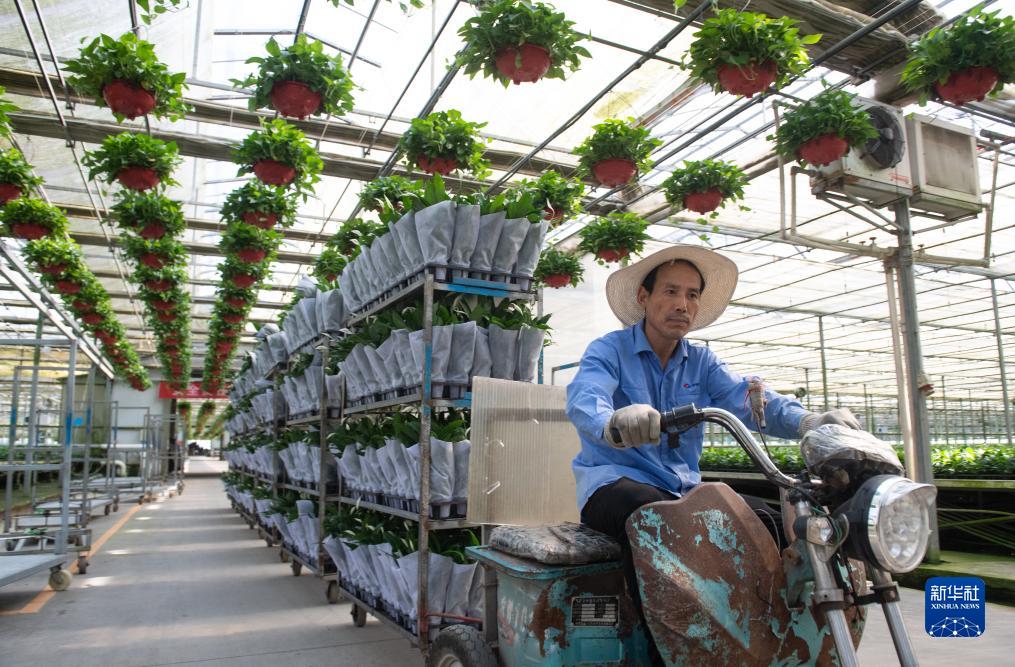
[605,245,739,330]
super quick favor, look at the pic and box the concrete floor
[1,472,1012,666]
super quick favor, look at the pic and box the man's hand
[797,407,862,437]
[604,404,661,449]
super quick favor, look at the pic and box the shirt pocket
[618,383,653,408]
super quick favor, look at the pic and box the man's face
[637,261,702,342]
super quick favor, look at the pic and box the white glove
[604,404,661,449]
[798,408,862,437]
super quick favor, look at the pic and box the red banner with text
[158,382,228,400]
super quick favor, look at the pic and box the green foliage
[0,148,43,192]
[82,133,181,186]
[577,212,650,265]
[534,248,583,287]
[220,182,298,227]
[63,32,191,121]
[122,235,188,267]
[22,235,84,271]
[771,88,879,164]
[661,159,748,216]
[682,9,818,93]
[232,35,356,117]
[327,0,425,11]
[901,6,1015,104]
[509,170,584,224]
[574,118,661,179]
[136,0,189,25]
[396,110,490,178]
[328,217,387,258]
[478,187,543,223]
[194,400,216,437]
[234,119,323,199]
[358,175,423,219]
[111,192,185,235]
[220,254,271,282]
[1,198,69,236]
[457,0,590,86]
[314,243,348,284]
[219,222,282,256]
[0,85,18,139]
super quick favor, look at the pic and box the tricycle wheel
[291,560,302,576]
[430,625,497,667]
[351,604,367,627]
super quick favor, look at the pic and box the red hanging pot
[150,298,175,311]
[797,134,850,167]
[140,253,167,269]
[216,341,234,354]
[157,311,177,324]
[241,211,277,229]
[716,61,777,98]
[543,206,565,222]
[494,43,552,85]
[683,189,724,215]
[324,273,337,282]
[222,313,244,325]
[96,332,115,344]
[117,167,161,191]
[415,155,458,175]
[38,263,67,276]
[54,279,81,295]
[72,299,94,313]
[163,336,180,346]
[139,222,166,240]
[935,66,999,106]
[10,223,52,240]
[0,183,22,204]
[219,327,237,338]
[596,247,629,263]
[81,312,104,326]
[253,160,296,186]
[591,159,637,188]
[145,278,172,292]
[129,379,146,391]
[230,273,257,289]
[235,248,267,264]
[270,80,323,119]
[542,274,572,289]
[225,296,247,309]
[101,79,157,119]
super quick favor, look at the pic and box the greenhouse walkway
[1,474,1014,666]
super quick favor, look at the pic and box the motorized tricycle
[430,404,935,666]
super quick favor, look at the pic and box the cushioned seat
[489,522,621,565]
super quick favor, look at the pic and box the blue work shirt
[566,321,810,512]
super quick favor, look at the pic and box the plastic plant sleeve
[449,203,481,271]
[397,551,454,625]
[376,233,402,291]
[467,566,485,619]
[339,446,363,494]
[361,446,387,495]
[298,296,319,343]
[339,263,362,314]
[373,544,401,609]
[392,210,425,278]
[430,324,454,395]
[489,324,519,380]
[471,327,492,381]
[388,329,414,392]
[491,216,530,276]
[470,211,505,274]
[408,329,426,389]
[295,276,318,298]
[452,439,471,503]
[361,344,391,399]
[354,247,380,305]
[350,345,381,399]
[445,562,479,619]
[514,220,548,279]
[323,535,346,573]
[429,437,455,505]
[324,373,343,407]
[446,321,477,389]
[375,440,401,500]
[386,220,412,284]
[415,200,456,275]
[515,325,545,383]
[389,440,416,501]
[366,240,390,298]
[305,365,324,406]
[268,331,289,365]
[375,335,399,395]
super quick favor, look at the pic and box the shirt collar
[631,320,690,363]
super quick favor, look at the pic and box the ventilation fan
[861,106,906,169]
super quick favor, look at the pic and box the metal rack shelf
[337,496,471,529]
[339,583,419,646]
[343,392,471,416]
[279,543,337,581]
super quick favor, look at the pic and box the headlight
[838,475,937,573]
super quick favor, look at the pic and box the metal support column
[990,279,1012,445]
[56,341,77,555]
[893,200,939,561]
[817,316,830,411]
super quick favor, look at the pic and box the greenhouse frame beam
[65,230,317,265]
[991,279,1013,445]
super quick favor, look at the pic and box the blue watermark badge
[925,576,985,637]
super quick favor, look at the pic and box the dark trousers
[580,478,784,666]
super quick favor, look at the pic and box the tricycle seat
[489,522,621,565]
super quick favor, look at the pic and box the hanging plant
[577,212,650,266]
[58,273,106,308]
[314,241,348,284]
[0,148,43,204]
[122,235,188,270]
[534,248,584,288]
[329,217,387,257]
[232,35,356,119]
[133,265,185,293]
[1,198,69,240]
[358,175,422,217]
[63,32,191,121]
[661,159,749,216]
[771,88,879,167]
[111,191,186,240]
[82,133,181,191]
[219,284,256,310]
[0,85,18,139]
[509,169,584,224]
[234,119,323,196]
[574,118,661,188]
[219,181,298,229]
[219,222,281,265]
[457,0,590,86]
[396,110,490,177]
[221,255,270,289]
[22,236,84,277]
[80,302,116,328]
[682,9,818,98]
[901,6,1015,106]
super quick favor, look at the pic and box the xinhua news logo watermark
[925,576,986,638]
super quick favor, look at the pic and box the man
[566,246,860,661]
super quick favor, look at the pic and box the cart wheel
[430,625,497,667]
[351,604,367,628]
[137,497,143,505]
[49,569,72,591]
[265,538,273,548]
[279,550,289,563]
[113,502,119,513]
[5,541,13,552]
[248,522,254,530]
[104,505,111,516]
[291,561,302,576]
[77,558,88,575]
[326,580,340,604]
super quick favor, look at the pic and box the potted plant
[771,88,879,167]
[221,256,268,289]
[83,133,181,191]
[574,118,661,188]
[0,85,17,140]
[220,181,298,229]
[314,242,348,284]
[901,6,1015,106]
[22,236,83,276]
[63,32,191,121]
[328,217,386,257]
[232,34,356,119]
[396,110,490,177]
[509,169,584,224]
[661,159,749,215]
[111,191,185,239]
[123,236,188,270]
[144,286,185,312]
[1,198,69,240]
[133,265,184,293]
[534,248,584,288]
[358,175,422,217]
[219,284,256,309]
[0,148,43,204]
[219,222,280,265]
[577,212,650,266]
[683,9,818,98]
[457,0,590,86]
[234,119,323,194]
